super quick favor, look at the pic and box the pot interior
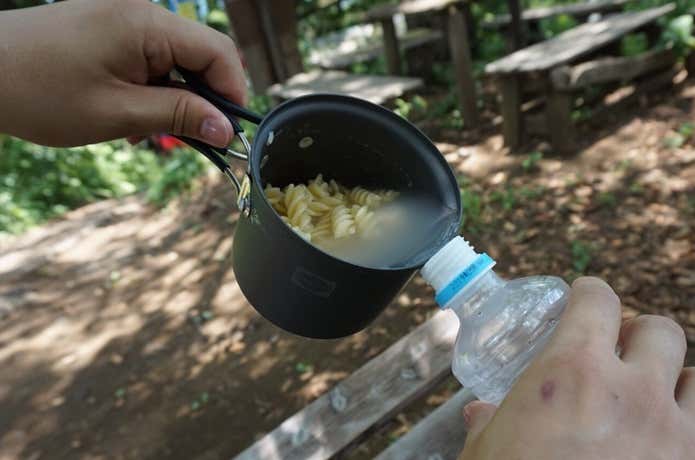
[250,94,461,269]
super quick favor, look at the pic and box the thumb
[121,85,234,148]
[462,401,497,440]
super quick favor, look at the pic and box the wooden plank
[267,71,423,105]
[448,5,478,128]
[545,89,575,154]
[308,28,442,70]
[234,310,459,460]
[551,48,676,90]
[375,388,476,460]
[482,0,629,29]
[382,17,403,75]
[365,0,462,22]
[485,4,676,75]
[499,75,522,148]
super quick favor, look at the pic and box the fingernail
[200,117,230,147]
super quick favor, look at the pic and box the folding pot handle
[168,68,263,216]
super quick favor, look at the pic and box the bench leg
[447,5,479,128]
[499,75,522,149]
[687,52,695,77]
[545,90,574,154]
[382,18,402,75]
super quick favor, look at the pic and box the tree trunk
[225,0,302,93]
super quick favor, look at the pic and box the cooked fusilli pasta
[264,175,397,243]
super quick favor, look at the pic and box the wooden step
[233,309,458,460]
[267,70,423,105]
[308,27,443,70]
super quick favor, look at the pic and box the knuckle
[541,345,609,386]
[171,96,191,135]
[634,315,686,341]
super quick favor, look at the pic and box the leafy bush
[0,136,208,236]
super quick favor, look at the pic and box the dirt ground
[1,77,695,460]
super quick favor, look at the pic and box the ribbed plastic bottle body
[448,274,570,404]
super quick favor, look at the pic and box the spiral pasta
[264,175,397,243]
[350,186,382,207]
[284,184,312,232]
[351,205,377,237]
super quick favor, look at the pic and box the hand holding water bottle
[459,277,695,460]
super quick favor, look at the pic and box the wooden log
[551,49,676,90]
[447,5,479,128]
[375,388,476,460]
[382,17,403,75]
[545,89,575,154]
[234,310,459,460]
[499,75,522,148]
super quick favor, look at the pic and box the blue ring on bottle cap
[435,253,496,307]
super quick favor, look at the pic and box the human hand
[460,277,695,460]
[0,0,246,148]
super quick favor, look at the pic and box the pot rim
[244,94,462,271]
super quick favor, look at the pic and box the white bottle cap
[421,236,479,292]
[421,236,497,308]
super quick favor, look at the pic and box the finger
[675,367,695,414]
[548,277,622,353]
[463,401,497,440]
[119,85,233,147]
[619,315,686,387]
[150,7,248,105]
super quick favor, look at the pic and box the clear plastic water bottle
[421,236,570,404]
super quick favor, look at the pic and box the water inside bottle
[314,193,459,269]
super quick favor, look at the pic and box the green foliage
[350,56,387,76]
[459,187,483,233]
[206,9,230,33]
[519,186,545,200]
[490,187,516,211]
[0,136,209,236]
[621,33,649,57]
[237,94,272,138]
[539,14,578,40]
[679,121,695,139]
[393,94,428,119]
[597,191,617,208]
[570,240,593,273]
[521,151,543,172]
[146,148,207,206]
[660,14,695,56]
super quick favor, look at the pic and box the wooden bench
[233,309,473,460]
[485,3,677,153]
[307,23,443,71]
[482,0,630,29]
[267,70,423,105]
[365,0,479,127]
[482,0,630,50]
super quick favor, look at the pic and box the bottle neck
[446,270,506,320]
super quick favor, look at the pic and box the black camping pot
[174,69,461,339]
